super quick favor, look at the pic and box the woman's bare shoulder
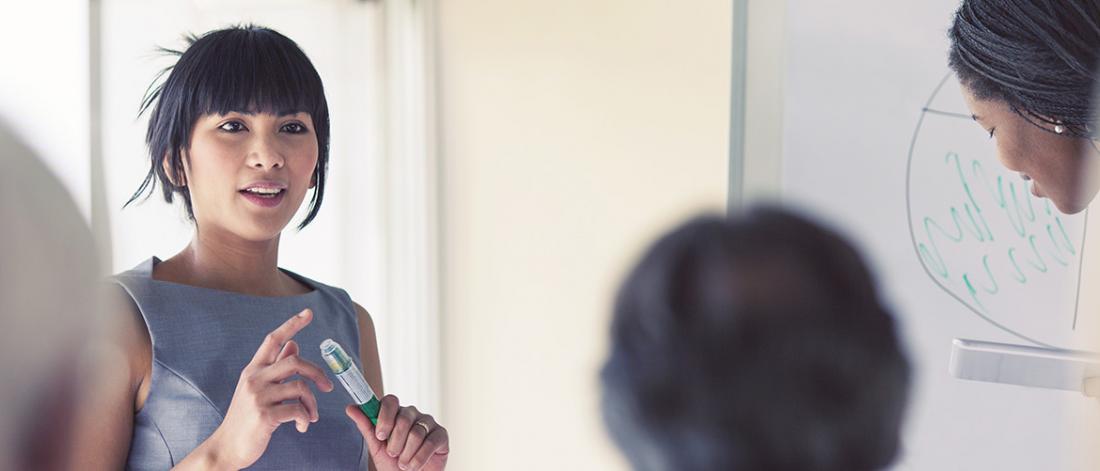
[104,284,152,407]
[351,301,383,395]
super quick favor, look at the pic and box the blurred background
[14,1,1095,470]
[1,1,731,469]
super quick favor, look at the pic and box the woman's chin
[1057,183,1100,215]
[231,219,290,242]
[1052,195,1089,215]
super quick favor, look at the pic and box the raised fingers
[398,414,437,470]
[346,404,386,458]
[265,379,320,425]
[385,406,420,458]
[276,339,300,362]
[250,309,313,366]
[263,350,334,393]
[345,404,374,436]
[407,426,449,471]
[268,402,313,434]
[374,394,402,441]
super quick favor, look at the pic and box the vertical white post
[379,0,442,418]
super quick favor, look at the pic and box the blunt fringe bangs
[127,24,330,230]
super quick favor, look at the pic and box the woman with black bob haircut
[949,0,1100,214]
[601,208,911,471]
[70,25,449,471]
[131,24,331,229]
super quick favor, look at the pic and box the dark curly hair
[601,208,911,471]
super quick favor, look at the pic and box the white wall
[0,2,90,219]
[436,2,731,469]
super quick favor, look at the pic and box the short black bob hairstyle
[127,25,330,230]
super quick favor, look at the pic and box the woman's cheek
[994,140,1021,173]
[1000,135,1036,175]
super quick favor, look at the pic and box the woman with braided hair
[949,0,1100,215]
[952,1,1100,407]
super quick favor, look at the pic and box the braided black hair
[948,0,1100,138]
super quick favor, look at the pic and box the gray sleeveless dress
[114,257,367,470]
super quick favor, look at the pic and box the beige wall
[436,1,731,469]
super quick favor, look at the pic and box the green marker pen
[320,339,381,425]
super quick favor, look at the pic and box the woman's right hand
[183,308,335,470]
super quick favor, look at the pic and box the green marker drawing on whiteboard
[320,339,381,425]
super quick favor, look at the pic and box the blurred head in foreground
[0,123,103,470]
[601,207,911,471]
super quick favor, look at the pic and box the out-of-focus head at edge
[0,122,104,470]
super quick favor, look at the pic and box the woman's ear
[162,153,187,188]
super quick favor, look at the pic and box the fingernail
[377,431,386,440]
[298,310,309,318]
[388,450,398,458]
[399,464,408,470]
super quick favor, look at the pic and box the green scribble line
[1025,235,1049,273]
[950,153,992,241]
[963,276,989,314]
[1024,184,1037,222]
[1006,181,1028,238]
[962,256,999,315]
[968,159,996,240]
[1044,224,1070,267]
[917,151,1083,314]
[1007,248,1027,284]
[978,255,999,294]
[1052,217,1077,256]
[919,215,961,278]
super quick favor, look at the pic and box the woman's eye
[282,122,308,134]
[219,121,246,133]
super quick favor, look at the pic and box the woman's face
[179,111,318,241]
[961,86,1098,214]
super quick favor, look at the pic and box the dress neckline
[140,256,321,300]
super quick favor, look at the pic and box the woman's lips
[240,189,286,208]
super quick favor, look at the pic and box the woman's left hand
[346,394,449,471]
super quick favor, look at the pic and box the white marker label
[336,366,376,405]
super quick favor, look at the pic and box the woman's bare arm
[355,302,384,471]
[67,286,151,469]
[354,302,384,396]
[347,301,449,471]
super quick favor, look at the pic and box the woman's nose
[247,137,285,169]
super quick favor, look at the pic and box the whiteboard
[780,1,1100,469]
